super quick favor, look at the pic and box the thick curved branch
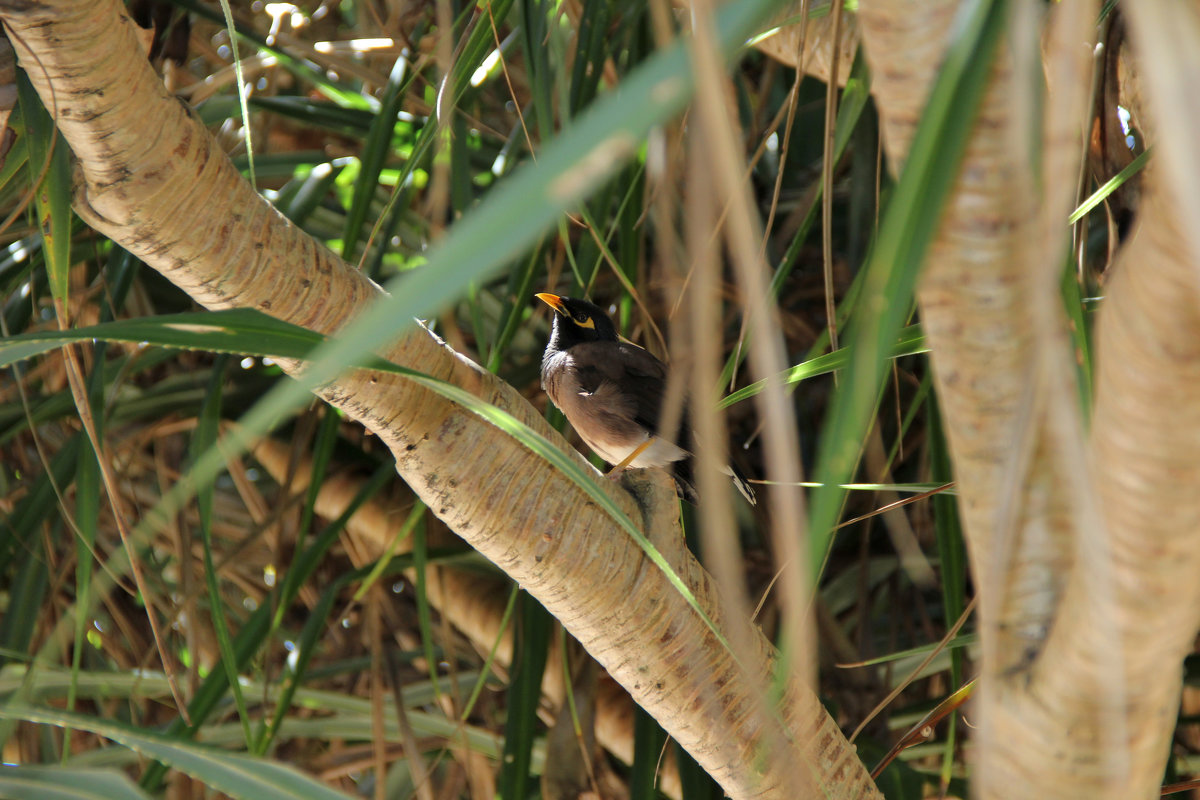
[861,0,1200,796]
[998,165,1200,797]
[859,0,1087,683]
[0,1,880,797]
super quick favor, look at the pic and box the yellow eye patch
[575,315,595,329]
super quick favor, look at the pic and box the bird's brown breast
[541,346,685,467]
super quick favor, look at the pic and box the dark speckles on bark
[173,127,191,159]
[106,164,132,183]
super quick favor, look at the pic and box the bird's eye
[575,314,589,324]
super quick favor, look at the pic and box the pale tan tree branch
[860,0,1200,796]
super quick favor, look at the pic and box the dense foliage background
[0,1,1163,798]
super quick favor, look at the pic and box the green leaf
[342,55,413,260]
[1068,146,1150,224]
[0,764,154,800]
[497,593,552,800]
[0,309,333,368]
[630,705,668,800]
[16,70,73,310]
[0,705,358,800]
[720,325,928,409]
[190,356,254,749]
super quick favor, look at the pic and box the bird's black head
[536,293,619,349]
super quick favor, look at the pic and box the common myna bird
[536,293,756,506]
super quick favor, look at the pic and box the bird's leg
[605,439,654,478]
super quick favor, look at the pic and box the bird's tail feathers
[722,463,757,506]
[672,459,757,506]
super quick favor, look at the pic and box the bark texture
[860,1,1200,796]
[0,1,881,796]
[858,1,1076,667]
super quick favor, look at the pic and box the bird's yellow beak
[535,292,567,315]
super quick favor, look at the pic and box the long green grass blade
[65,352,105,757]
[191,356,254,749]
[216,0,256,187]
[1,705,358,800]
[929,392,967,787]
[343,55,412,260]
[630,705,667,800]
[1068,146,1150,224]
[0,764,153,800]
[0,309,343,367]
[721,325,928,408]
[497,593,552,800]
[16,71,72,310]
[459,584,519,723]
[410,510,447,711]
[1060,256,1093,415]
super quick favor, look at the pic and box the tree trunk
[859,1,1200,796]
